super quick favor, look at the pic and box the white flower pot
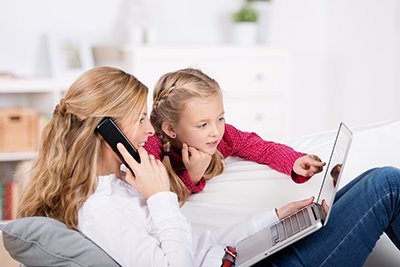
[252,1,272,43]
[231,22,258,45]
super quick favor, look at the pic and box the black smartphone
[96,117,141,174]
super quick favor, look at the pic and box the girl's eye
[197,123,207,128]
[139,117,145,123]
[219,117,225,122]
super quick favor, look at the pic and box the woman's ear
[161,121,177,139]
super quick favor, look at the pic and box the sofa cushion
[0,217,120,267]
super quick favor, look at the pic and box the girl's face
[121,103,155,149]
[172,94,225,155]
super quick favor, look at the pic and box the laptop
[235,122,353,267]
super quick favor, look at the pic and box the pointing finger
[307,155,326,167]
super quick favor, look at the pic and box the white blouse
[78,174,278,267]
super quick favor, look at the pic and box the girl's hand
[181,143,212,184]
[276,197,314,219]
[293,154,325,177]
[117,143,170,198]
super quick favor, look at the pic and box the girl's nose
[209,124,219,137]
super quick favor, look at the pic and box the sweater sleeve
[143,135,163,160]
[180,171,206,193]
[220,124,309,183]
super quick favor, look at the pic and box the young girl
[145,68,325,202]
[15,66,400,266]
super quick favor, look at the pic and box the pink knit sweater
[144,124,309,193]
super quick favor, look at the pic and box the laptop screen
[316,122,353,224]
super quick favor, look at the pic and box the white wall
[0,0,125,76]
[267,0,400,135]
[325,0,400,129]
[0,0,399,136]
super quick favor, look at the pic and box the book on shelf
[0,178,23,221]
[0,180,2,220]
[1,178,13,220]
[0,160,29,221]
[12,177,21,219]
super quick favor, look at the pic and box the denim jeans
[253,167,400,267]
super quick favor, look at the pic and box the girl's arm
[180,170,206,192]
[220,124,309,183]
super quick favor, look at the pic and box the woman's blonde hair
[17,66,148,229]
[151,68,224,203]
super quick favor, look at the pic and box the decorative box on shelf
[0,78,67,179]
[0,108,39,152]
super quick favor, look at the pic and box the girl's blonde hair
[17,66,148,229]
[151,68,224,203]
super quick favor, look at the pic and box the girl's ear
[161,121,177,139]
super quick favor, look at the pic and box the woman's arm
[79,192,194,267]
[100,144,194,266]
[209,197,315,247]
[210,209,279,247]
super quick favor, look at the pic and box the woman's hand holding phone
[117,143,170,198]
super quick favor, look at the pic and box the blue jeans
[254,167,400,267]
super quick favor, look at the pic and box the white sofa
[181,120,400,266]
[1,121,399,266]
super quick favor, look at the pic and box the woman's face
[172,94,225,155]
[120,103,155,149]
[99,103,154,174]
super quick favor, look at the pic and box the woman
[17,66,400,266]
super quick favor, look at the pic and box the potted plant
[232,4,259,23]
[231,4,259,44]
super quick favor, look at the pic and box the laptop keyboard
[270,208,312,246]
